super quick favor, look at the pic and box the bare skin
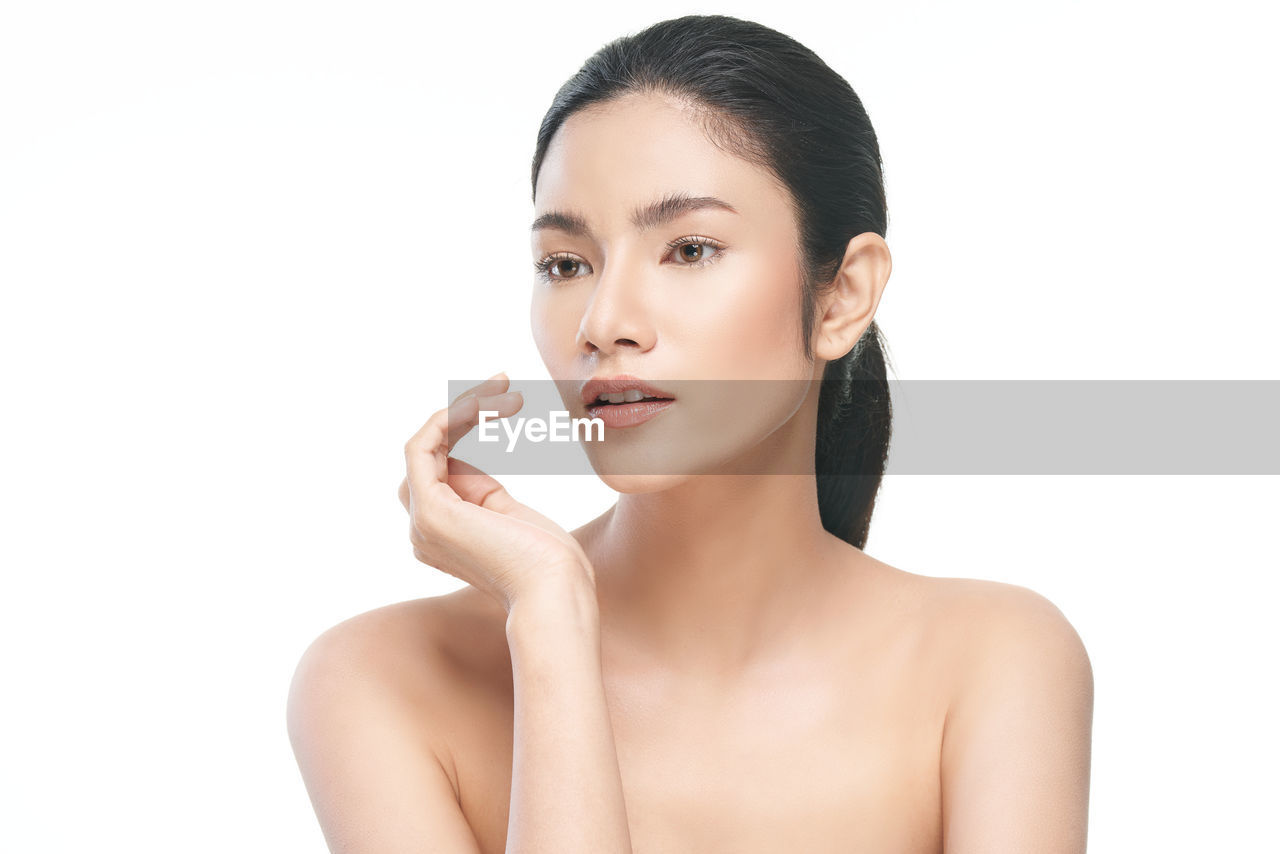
[289,530,1091,853]
[287,90,1093,853]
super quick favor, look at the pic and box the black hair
[530,14,894,550]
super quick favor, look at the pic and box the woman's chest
[451,657,945,854]
[607,662,943,853]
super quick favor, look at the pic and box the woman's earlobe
[815,326,866,363]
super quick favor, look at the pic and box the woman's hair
[530,14,895,550]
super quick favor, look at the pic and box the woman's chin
[594,471,696,494]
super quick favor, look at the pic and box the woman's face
[530,91,823,488]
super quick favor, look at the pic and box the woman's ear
[814,232,891,362]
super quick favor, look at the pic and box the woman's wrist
[505,566,600,644]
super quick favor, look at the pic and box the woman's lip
[580,375,676,405]
[584,398,675,429]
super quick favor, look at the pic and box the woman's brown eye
[672,242,721,264]
[678,244,705,262]
[554,259,580,277]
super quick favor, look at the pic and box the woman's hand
[399,372,595,613]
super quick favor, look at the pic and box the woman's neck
[579,473,850,679]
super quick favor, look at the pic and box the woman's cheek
[530,292,577,370]
[709,275,804,378]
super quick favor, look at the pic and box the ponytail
[816,321,893,549]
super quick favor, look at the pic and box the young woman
[288,15,1093,854]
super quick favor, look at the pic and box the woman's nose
[576,261,656,356]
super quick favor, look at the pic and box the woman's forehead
[544,102,731,178]
[535,98,790,233]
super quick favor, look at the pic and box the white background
[2,1,1276,851]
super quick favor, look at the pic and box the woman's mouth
[578,376,677,428]
[585,393,675,428]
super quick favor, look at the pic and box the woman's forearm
[503,574,633,854]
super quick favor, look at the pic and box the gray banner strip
[444,380,1280,475]
[885,380,1280,474]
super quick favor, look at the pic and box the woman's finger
[450,371,509,406]
[403,390,524,522]
[401,373,512,509]
[401,443,579,557]
[444,391,523,450]
[445,456,588,563]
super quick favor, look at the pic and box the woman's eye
[534,255,590,281]
[667,239,725,266]
[549,259,582,277]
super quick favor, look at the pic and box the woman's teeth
[596,389,655,404]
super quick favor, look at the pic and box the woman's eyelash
[533,236,727,283]
[532,252,582,281]
[665,235,726,263]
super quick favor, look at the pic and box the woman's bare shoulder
[854,549,1076,625]
[306,584,507,666]
[286,590,511,850]
[845,550,1089,671]
[291,587,511,724]
[872,561,1095,845]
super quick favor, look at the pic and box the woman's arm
[288,374,633,852]
[503,573,633,854]
[939,583,1094,853]
[287,611,486,854]
[286,570,633,854]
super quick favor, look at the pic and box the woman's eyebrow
[531,193,738,237]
